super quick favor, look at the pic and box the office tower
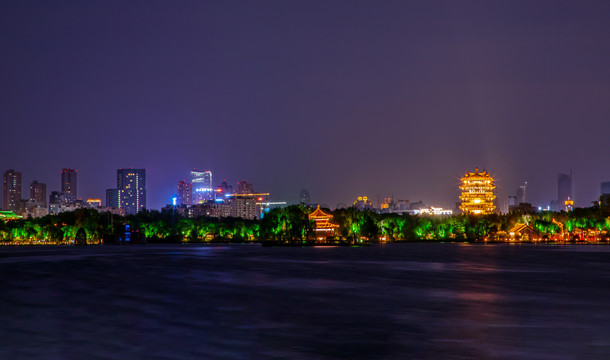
[237,180,253,194]
[557,171,572,210]
[30,181,46,206]
[216,180,232,197]
[516,182,527,204]
[459,167,496,215]
[177,180,192,206]
[2,169,22,211]
[602,181,610,195]
[107,168,146,215]
[61,168,77,203]
[299,189,311,205]
[191,169,213,204]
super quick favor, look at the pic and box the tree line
[2,202,610,244]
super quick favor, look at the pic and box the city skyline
[2,164,610,212]
[2,1,610,209]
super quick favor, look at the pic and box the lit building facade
[353,196,373,211]
[380,197,395,211]
[230,193,268,220]
[191,169,213,204]
[29,180,46,206]
[410,207,453,215]
[188,202,232,218]
[237,180,254,194]
[61,168,78,203]
[177,180,192,206]
[459,167,496,215]
[215,180,232,197]
[3,169,22,212]
[564,196,574,211]
[107,168,146,215]
[87,199,102,207]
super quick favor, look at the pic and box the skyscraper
[106,169,146,215]
[2,169,22,211]
[299,189,311,205]
[61,168,77,203]
[30,181,46,206]
[177,180,192,206]
[237,180,254,194]
[516,182,527,204]
[191,169,213,204]
[557,171,572,210]
[216,180,232,197]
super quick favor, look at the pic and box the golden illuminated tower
[309,206,339,240]
[459,167,496,215]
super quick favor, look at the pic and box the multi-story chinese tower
[459,167,496,215]
[309,206,339,240]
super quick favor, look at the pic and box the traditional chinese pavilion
[459,167,496,215]
[0,211,22,221]
[309,206,339,240]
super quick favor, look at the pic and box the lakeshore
[3,205,610,246]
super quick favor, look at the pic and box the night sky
[2,1,610,210]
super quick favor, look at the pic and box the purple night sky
[2,1,610,210]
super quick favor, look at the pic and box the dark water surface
[1,243,610,359]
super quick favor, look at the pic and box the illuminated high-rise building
[2,169,22,211]
[237,180,254,194]
[459,167,496,215]
[177,180,192,206]
[107,168,146,215]
[61,168,77,203]
[228,192,269,220]
[215,180,232,197]
[30,181,47,206]
[191,169,213,204]
[516,182,527,204]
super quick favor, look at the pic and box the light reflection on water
[0,243,609,359]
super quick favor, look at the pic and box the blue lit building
[191,169,213,204]
[106,168,146,215]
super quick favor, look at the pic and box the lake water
[1,243,609,359]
